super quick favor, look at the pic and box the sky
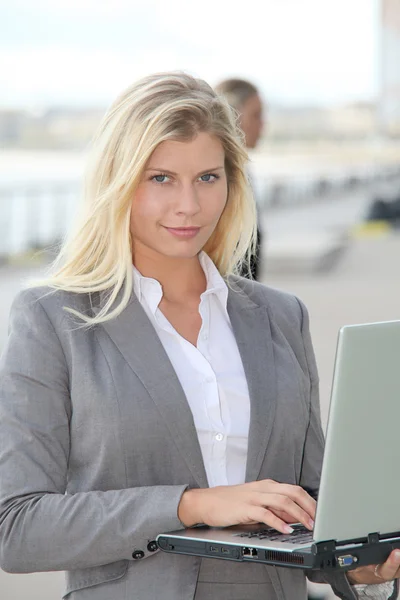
[0,0,380,110]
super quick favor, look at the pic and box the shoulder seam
[29,290,70,385]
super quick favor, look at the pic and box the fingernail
[309,519,315,529]
[394,550,400,560]
[284,525,294,534]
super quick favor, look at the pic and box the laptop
[157,320,400,572]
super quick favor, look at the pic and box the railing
[255,163,400,210]
[0,181,81,258]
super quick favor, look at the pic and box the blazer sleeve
[296,298,360,600]
[0,289,188,574]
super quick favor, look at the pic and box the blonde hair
[34,72,257,325]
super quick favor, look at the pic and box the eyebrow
[145,166,225,176]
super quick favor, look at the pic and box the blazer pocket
[63,560,128,598]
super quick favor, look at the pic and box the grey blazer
[0,277,358,600]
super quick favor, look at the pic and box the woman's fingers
[255,493,314,530]
[376,550,400,581]
[268,482,317,519]
[254,481,316,519]
[268,508,299,524]
[248,506,295,534]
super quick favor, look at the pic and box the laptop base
[157,527,400,572]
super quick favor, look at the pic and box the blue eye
[152,174,170,183]
[200,173,219,183]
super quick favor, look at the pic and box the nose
[174,183,201,216]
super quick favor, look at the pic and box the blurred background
[1,0,400,598]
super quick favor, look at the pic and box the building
[379,0,400,136]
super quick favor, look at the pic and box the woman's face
[130,132,228,262]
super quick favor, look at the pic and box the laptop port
[209,545,219,553]
[337,554,358,567]
[221,548,230,555]
[242,547,258,558]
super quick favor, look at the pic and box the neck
[133,249,207,304]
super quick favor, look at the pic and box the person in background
[215,78,264,280]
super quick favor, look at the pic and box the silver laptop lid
[314,320,400,544]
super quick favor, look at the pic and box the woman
[215,77,264,280]
[0,72,398,600]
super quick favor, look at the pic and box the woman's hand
[347,549,400,585]
[178,479,316,534]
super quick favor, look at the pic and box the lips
[165,227,200,232]
[163,226,200,239]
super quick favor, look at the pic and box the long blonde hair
[34,72,257,324]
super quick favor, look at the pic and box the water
[0,151,84,256]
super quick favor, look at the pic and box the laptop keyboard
[235,525,314,544]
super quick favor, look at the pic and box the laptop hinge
[367,532,380,544]
[311,539,336,555]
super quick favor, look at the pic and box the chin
[138,240,196,259]
[155,237,209,259]
[164,248,203,260]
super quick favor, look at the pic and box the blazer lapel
[93,289,209,489]
[227,281,277,483]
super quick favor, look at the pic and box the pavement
[0,188,399,597]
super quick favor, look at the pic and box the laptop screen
[314,320,400,543]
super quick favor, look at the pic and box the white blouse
[132,252,251,488]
